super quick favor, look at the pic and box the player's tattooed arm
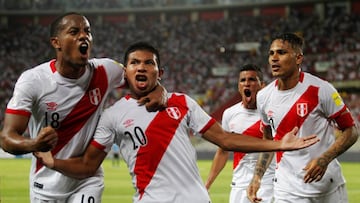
[304,125,358,183]
[323,125,358,162]
[254,153,273,177]
[247,126,274,203]
[254,126,275,178]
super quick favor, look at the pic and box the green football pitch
[1,158,359,202]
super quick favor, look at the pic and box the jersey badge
[89,88,101,105]
[331,92,342,106]
[166,107,181,120]
[296,103,308,117]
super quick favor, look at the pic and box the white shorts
[229,185,274,203]
[273,184,348,203]
[31,185,104,203]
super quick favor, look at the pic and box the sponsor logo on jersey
[89,88,101,105]
[296,103,308,117]
[166,107,181,120]
[123,119,134,128]
[46,102,58,111]
[33,182,43,189]
[267,110,274,118]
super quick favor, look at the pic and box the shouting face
[238,70,263,109]
[51,14,93,68]
[124,49,163,99]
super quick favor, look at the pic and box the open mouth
[135,75,148,90]
[136,75,147,81]
[271,65,280,71]
[79,43,88,55]
[244,89,251,97]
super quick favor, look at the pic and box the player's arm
[303,110,358,183]
[35,143,107,179]
[323,124,358,161]
[247,126,274,203]
[202,121,319,152]
[138,82,167,112]
[205,148,229,190]
[0,113,58,155]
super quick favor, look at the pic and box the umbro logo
[46,102,58,111]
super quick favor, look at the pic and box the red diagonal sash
[274,85,319,163]
[233,120,262,169]
[36,66,108,172]
[134,94,187,200]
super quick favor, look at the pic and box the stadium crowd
[0,0,273,10]
[0,7,359,129]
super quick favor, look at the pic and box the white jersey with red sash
[257,72,355,196]
[6,58,124,200]
[222,102,275,188]
[94,93,215,203]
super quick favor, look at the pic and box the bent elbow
[347,126,359,146]
[350,131,359,145]
[0,133,29,155]
[0,140,21,155]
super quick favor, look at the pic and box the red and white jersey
[257,72,354,196]
[6,58,124,200]
[94,93,215,203]
[222,102,275,188]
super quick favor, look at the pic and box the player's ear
[50,37,60,50]
[296,53,304,65]
[158,68,164,80]
[123,66,128,79]
[260,81,266,88]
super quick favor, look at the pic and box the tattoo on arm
[322,127,357,164]
[255,152,272,177]
[255,126,274,177]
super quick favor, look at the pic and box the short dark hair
[50,12,84,37]
[239,64,263,82]
[271,32,304,53]
[124,41,161,67]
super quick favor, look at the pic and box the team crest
[89,88,101,105]
[296,103,308,117]
[166,107,181,120]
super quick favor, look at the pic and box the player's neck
[242,101,256,109]
[129,92,142,100]
[277,72,300,91]
[55,61,86,79]
[245,103,257,109]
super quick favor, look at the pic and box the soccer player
[246,33,359,203]
[35,41,319,203]
[0,13,167,203]
[111,143,120,167]
[205,64,275,203]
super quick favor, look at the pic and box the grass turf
[0,158,359,202]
